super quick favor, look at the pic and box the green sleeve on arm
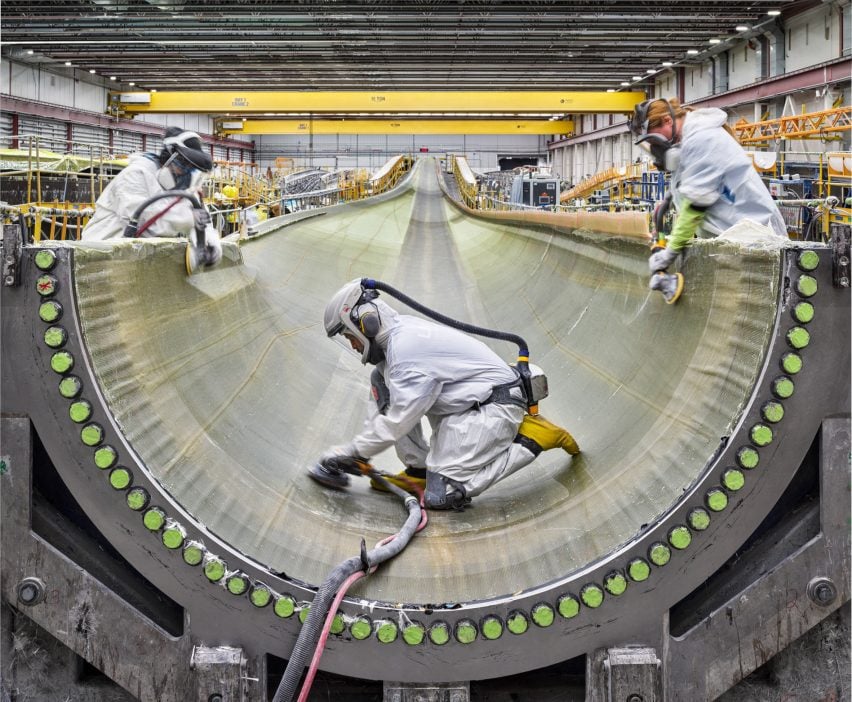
[667,199,706,252]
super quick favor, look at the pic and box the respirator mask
[156,153,207,191]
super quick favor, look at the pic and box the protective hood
[681,108,729,139]
[324,279,400,365]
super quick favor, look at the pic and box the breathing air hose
[272,473,423,702]
[121,190,203,239]
[361,278,540,414]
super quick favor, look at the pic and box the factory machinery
[1,159,849,701]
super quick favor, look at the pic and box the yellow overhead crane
[216,118,574,136]
[108,90,645,116]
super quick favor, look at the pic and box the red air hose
[295,481,427,702]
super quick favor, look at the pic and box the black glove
[322,455,371,476]
[653,192,673,238]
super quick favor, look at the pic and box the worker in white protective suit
[82,127,214,241]
[629,98,787,303]
[309,280,580,511]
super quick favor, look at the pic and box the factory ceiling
[3,1,803,93]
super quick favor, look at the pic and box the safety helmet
[324,279,383,365]
[629,99,681,172]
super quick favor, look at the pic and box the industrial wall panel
[74,79,106,113]
[728,43,761,91]
[0,112,14,147]
[70,124,109,156]
[7,62,41,101]
[786,5,840,71]
[18,115,67,152]
[112,130,144,157]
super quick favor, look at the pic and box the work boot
[649,271,684,305]
[424,471,471,511]
[370,467,427,494]
[517,414,580,455]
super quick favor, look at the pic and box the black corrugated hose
[272,476,422,702]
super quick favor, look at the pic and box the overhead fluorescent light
[662,61,674,67]
[709,38,722,44]
[767,10,781,16]
[221,121,243,130]
[735,25,749,31]
[687,49,700,55]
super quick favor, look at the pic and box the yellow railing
[452,156,479,209]
[1,203,94,241]
[560,163,647,202]
[368,155,414,195]
[735,106,852,145]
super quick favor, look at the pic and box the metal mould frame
[0,239,849,683]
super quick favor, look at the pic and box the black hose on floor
[272,478,421,702]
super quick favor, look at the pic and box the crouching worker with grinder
[308,279,580,511]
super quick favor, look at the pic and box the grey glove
[648,246,679,273]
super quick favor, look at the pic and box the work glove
[648,246,679,273]
[318,445,369,475]
[652,192,673,237]
[202,223,222,267]
[193,207,212,231]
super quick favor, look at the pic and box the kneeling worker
[310,280,580,511]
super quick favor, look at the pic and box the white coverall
[339,302,536,498]
[670,108,786,239]
[82,153,196,241]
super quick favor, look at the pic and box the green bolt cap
[36,274,58,297]
[94,445,117,469]
[627,558,652,581]
[142,506,166,532]
[706,488,729,512]
[580,584,604,609]
[668,525,692,550]
[34,249,57,271]
[604,570,628,596]
[454,619,478,644]
[795,275,818,298]
[786,326,811,350]
[648,542,671,566]
[274,595,296,619]
[722,468,745,492]
[350,615,372,640]
[376,619,399,644]
[109,466,132,490]
[480,615,504,640]
[50,350,74,374]
[736,446,760,469]
[507,610,530,633]
[688,507,711,531]
[557,594,580,619]
[402,621,426,645]
[80,423,104,447]
[249,582,272,608]
[39,300,63,323]
[428,621,450,645]
[43,326,67,349]
[182,539,205,566]
[761,400,785,423]
[69,399,92,423]
[161,518,185,549]
[531,602,555,627]
[750,423,774,447]
[797,250,820,271]
[226,572,249,596]
[330,613,346,636]
[780,352,803,375]
[772,376,795,399]
[58,375,82,399]
[126,486,150,512]
[792,301,815,324]
[298,606,310,624]
[203,556,226,582]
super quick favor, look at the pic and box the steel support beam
[109,90,645,115]
[220,119,574,136]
